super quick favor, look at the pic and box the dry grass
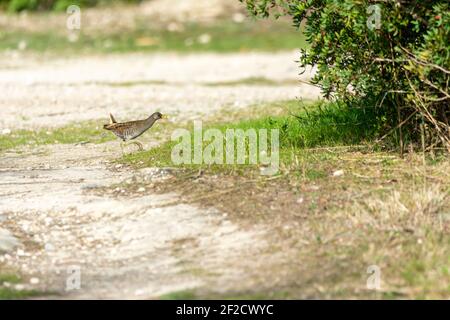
[99,100,449,299]
[101,148,450,298]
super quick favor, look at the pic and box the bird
[103,112,166,152]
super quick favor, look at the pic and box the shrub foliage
[241,0,450,152]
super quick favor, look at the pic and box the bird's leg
[120,141,125,155]
[125,140,144,151]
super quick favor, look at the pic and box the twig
[399,45,450,75]
[374,110,418,144]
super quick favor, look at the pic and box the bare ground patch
[105,151,450,299]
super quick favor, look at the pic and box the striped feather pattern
[103,114,160,142]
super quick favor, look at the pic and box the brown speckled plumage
[103,112,164,142]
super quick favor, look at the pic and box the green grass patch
[0,273,21,284]
[119,100,379,175]
[159,289,291,300]
[0,287,40,299]
[204,77,300,87]
[0,273,40,300]
[0,120,114,152]
[83,77,299,87]
[159,290,197,300]
[0,19,306,54]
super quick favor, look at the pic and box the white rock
[18,40,27,51]
[198,33,211,44]
[30,277,40,285]
[333,169,344,177]
[0,228,19,253]
[232,12,246,23]
[134,289,145,296]
[1,128,11,135]
[14,284,25,291]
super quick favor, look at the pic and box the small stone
[81,183,101,190]
[333,170,344,177]
[167,22,184,32]
[232,13,246,23]
[134,289,144,296]
[296,197,304,204]
[14,284,25,291]
[138,187,146,192]
[30,277,40,285]
[67,32,79,43]
[1,128,11,135]
[0,228,19,253]
[198,33,211,44]
[18,40,27,51]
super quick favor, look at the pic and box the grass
[0,120,114,152]
[112,99,449,299]
[0,19,306,54]
[204,77,301,87]
[0,273,40,299]
[159,289,290,300]
[119,100,380,173]
[0,286,39,299]
[76,77,299,88]
[159,290,197,300]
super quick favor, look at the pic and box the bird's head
[151,112,168,120]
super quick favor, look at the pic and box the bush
[241,0,450,152]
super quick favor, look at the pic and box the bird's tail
[109,113,117,124]
[103,113,117,130]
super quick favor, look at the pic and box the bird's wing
[109,113,117,124]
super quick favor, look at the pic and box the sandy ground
[0,52,319,298]
[0,51,319,130]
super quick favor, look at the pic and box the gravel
[0,51,319,298]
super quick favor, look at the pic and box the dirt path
[0,52,319,298]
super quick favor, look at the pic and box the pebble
[0,228,20,253]
[30,277,40,285]
[333,170,345,177]
[232,12,246,23]
[14,284,25,291]
[134,289,145,296]
[198,33,211,44]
